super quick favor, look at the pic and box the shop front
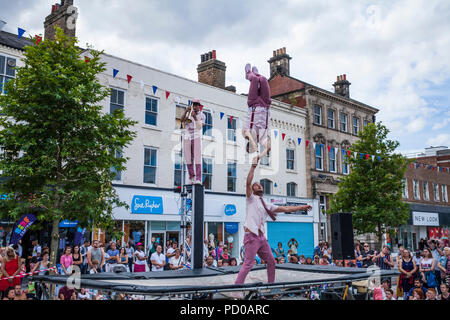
[111,186,245,258]
[395,204,450,251]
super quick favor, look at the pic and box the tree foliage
[0,27,136,246]
[328,122,410,247]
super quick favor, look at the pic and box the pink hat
[192,99,201,105]
[136,242,143,246]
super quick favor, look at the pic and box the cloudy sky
[1,0,449,154]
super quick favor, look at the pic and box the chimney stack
[197,50,227,89]
[44,0,78,41]
[268,47,292,78]
[333,74,351,98]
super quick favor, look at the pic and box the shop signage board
[412,211,439,226]
[131,195,164,214]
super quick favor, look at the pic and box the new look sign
[412,211,439,226]
[131,195,163,214]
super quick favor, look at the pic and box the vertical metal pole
[192,184,204,269]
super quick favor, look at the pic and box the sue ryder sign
[131,195,164,214]
[412,211,439,226]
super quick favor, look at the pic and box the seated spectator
[14,284,27,300]
[373,278,392,300]
[222,260,230,267]
[320,255,330,265]
[425,288,438,300]
[313,255,320,265]
[78,288,91,300]
[278,257,286,264]
[335,260,344,267]
[287,250,293,262]
[289,255,299,264]
[220,247,231,265]
[230,258,237,266]
[205,255,217,268]
[299,255,306,264]
[58,285,76,300]
[384,288,395,300]
[217,259,223,267]
[90,259,100,274]
[407,278,428,299]
[438,283,450,301]
[410,288,425,300]
[305,257,313,265]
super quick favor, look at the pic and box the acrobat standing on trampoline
[242,64,272,159]
[234,156,312,286]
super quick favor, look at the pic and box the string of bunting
[409,161,450,174]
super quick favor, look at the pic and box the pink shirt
[244,194,277,236]
[185,111,205,139]
[60,254,73,269]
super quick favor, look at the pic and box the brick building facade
[397,147,450,250]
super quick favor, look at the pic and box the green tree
[328,122,410,249]
[0,27,137,270]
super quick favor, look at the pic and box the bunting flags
[282,133,286,141]
[220,112,224,120]
[34,35,42,45]
[327,145,331,153]
[165,91,170,99]
[274,130,278,139]
[229,116,234,124]
[140,80,145,89]
[408,161,449,174]
[113,69,119,78]
[127,74,132,84]
[84,56,90,63]
[298,138,301,145]
[18,28,26,39]
[152,85,158,95]
[305,140,309,147]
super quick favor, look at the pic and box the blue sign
[224,204,237,216]
[225,222,239,234]
[131,195,164,214]
[59,220,78,228]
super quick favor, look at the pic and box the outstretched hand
[303,205,312,211]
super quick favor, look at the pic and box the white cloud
[426,134,450,147]
[432,118,450,130]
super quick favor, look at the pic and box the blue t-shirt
[407,286,427,298]
[107,249,119,264]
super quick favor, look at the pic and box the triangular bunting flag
[327,145,331,153]
[377,156,381,162]
[313,142,317,149]
[321,144,324,149]
[175,96,181,104]
[335,147,339,154]
[165,91,170,99]
[188,100,191,106]
[127,75,132,84]
[113,69,119,78]
[274,183,278,188]
[282,133,286,141]
[140,80,145,89]
[416,163,420,169]
[35,35,42,45]
[366,154,370,160]
[372,155,375,162]
[360,153,364,159]
[354,152,357,159]
[84,56,90,63]
[298,138,301,145]
[229,116,234,124]
[347,150,351,157]
[410,163,414,168]
[220,112,224,120]
[274,130,278,139]
[152,86,158,95]
[18,28,26,39]
[306,140,309,147]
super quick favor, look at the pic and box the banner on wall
[131,195,164,214]
[10,214,37,245]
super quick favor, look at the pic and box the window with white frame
[423,181,429,201]
[110,88,125,114]
[202,157,213,190]
[286,148,295,170]
[0,55,16,94]
[433,183,440,202]
[287,182,297,197]
[315,144,323,170]
[314,105,322,125]
[260,145,270,166]
[352,117,359,135]
[328,109,335,129]
[144,148,157,184]
[413,179,420,199]
[145,97,158,126]
[203,110,213,136]
[319,195,326,215]
[342,150,349,175]
[402,178,408,199]
[329,147,336,172]
[111,149,122,181]
[442,185,448,202]
[227,116,237,142]
[363,120,370,127]
[340,113,347,132]
[227,162,237,192]
[174,152,186,187]
[260,179,272,195]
